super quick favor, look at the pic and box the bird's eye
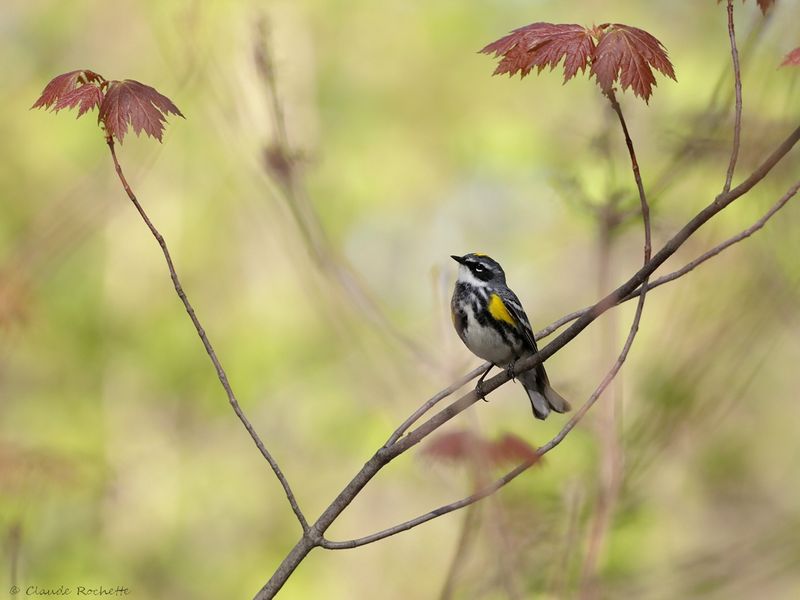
[474,265,485,273]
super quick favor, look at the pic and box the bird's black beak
[451,255,466,265]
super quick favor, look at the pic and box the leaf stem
[724,0,744,193]
[106,140,309,532]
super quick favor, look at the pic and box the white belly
[462,305,516,366]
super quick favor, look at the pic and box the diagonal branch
[321,291,650,550]
[253,19,434,367]
[321,165,800,556]
[256,123,800,599]
[624,180,800,298]
[579,89,651,594]
[106,140,309,532]
[536,178,800,339]
[324,90,655,553]
[391,123,800,454]
[386,362,491,447]
[723,0,744,193]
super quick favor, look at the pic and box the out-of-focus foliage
[2,0,800,598]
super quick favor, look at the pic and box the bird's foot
[475,380,490,402]
[507,360,518,382]
[474,363,494,402]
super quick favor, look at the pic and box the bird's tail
[520,370,571,420]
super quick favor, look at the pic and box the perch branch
[325,90,655,553]
[256,122,800,598]
[106,140,308,532]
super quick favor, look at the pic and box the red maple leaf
[717,0,774,15]
[591,24,676,102]
[424,431,484,463]
[486,433,540,466]
[480,23,595,82]
[481,22,675,102]
[424,430,540,469]
[98,80,184,143]
[756,0,775,14]
[781,47,800,67]
[31,69,104,115]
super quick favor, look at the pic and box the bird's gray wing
[497,288,539,353]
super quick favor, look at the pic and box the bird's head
[451,253,506,286]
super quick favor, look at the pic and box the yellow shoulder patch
[488,294,516,326]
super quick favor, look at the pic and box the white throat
[457,264,488,287]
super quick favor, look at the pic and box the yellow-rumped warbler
[451,253,570,420]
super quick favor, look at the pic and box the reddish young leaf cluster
[756,0,775,13]
[717,0,775,15]
[31,70,105,117]
[480,22,676,102]
[32,69,183,143]
[782,47,800,67]
[424,430,539,470]
[483,23,595,81]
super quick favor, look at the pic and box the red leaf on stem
[481,22,675,102]
[781,47,800,67]
[424,430,540,469]
[31,69,104,115]
[716,0,774,15]
[486,433,539,466]
[757,0,775,14]
[54,85,105,118]
[591,24,675,102]
[98,80,184,143]
[480,23,595,81]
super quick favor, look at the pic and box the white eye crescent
[474,264,485,273]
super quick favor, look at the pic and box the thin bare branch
[438,502,480,599]
[345,177,800,553]
[106,141,308,532]
[321,289,650,551]
[257,124,800,598]
[536,128,800,341]
[625,179,800,299]
[386,176,800,549]
[386,362,490,447]
[582,94,649,595]
[253,19,434,367]
[724,0,744,193]
[382,124,800,458]
[608,90,652,262]
[323,91,655,555]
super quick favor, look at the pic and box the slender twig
[256,124,800,598]
[386,362,490,447]
[106,140,308,532]
[624,182,800,300]
[579,93,649,596]
[535,131,800,341]
[579,195,623,595]
[541,178,800,337]
[253,19,434,366]
[8,522,21,591]
[388,124,800,454]
[438,496,480,599]
[724,0,744,193]
[323,92,655,556]
[325,123,800,568]
[320,286,650,552]
[607,91,652,262]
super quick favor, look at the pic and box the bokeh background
[2,0,800,598]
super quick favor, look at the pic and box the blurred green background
[2,0,800,598]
